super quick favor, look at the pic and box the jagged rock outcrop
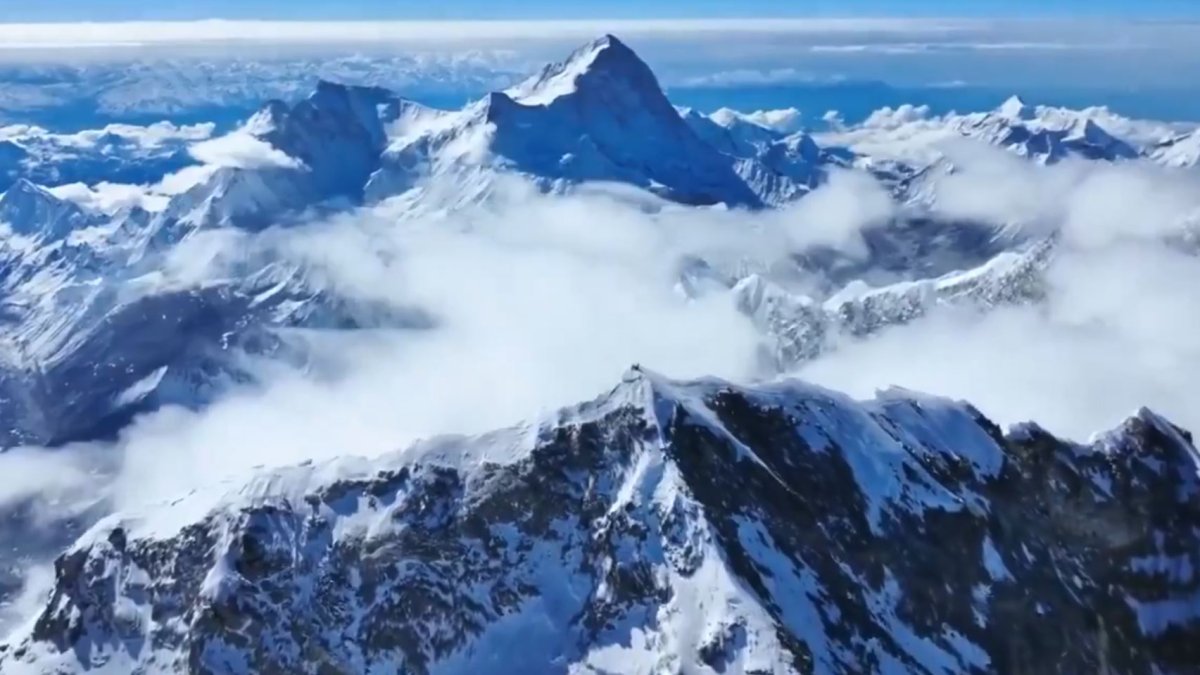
[4,370,1198,673]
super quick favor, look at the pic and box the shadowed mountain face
[3,371,1198,674]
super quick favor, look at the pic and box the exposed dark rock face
[3,370,1198,674]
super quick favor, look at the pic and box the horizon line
[0,17,1191,45]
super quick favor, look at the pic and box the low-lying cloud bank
[801,148,1200,438]
[932,140,1200,247]
[48,151,1200,501]
[801,248,1200,442]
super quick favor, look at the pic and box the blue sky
[4,1,1200,124]
[3,0,1200,21]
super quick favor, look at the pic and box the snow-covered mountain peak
[362,34,771,207]
[243,100,290,137]
[709,107,752,128]
[1151,129,1200,167]
[996,94,1033,120]
[706,108,786,144]
[711,106,805,134]
[1,177,53,205]
[678,107,782,158]
[506,33,659,108]
[943,99,1141,164]
[172,80,412,228]
[255,80,395,160]
[0,177,91,239]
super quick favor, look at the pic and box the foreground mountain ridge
[2,368,1198,673]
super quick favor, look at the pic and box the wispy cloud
[0,19,978,49]
[804,146,1200,439]
[3,19,1200,124]
[808,41,1122,55]
[21,152,1200,514]
[679,69,839,88]
[189,131,304,169]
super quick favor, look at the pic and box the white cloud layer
[931,141,1200,247]
[188,132,304,169]
[801,144,1200,440]
[780,169,895,255]
[106,187,788,509]
[710,107,804,133]
[48,182,169,213]
[3,19,1200,90]
[21,150,1196,515]
[0,121,214,147]
[0,19,982,49]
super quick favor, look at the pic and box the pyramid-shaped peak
[1072,117,1112,141]
[4,177,46,197]
[0,178,87,238]
[996,95,1032,120]
[506,33,663,107]
[0,178,65,212]
[589,33,629,51]
[568,33,640,68]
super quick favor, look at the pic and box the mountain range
[0,34,1166,447]
[0,33,1197,674]
[3,368,1198,673]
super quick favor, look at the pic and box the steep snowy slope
[679,107,855,205]
[0,179,425,446]
[164,36,844,223]
[680,107,788,158]
[366,35,771,208]
[3,369,1197,674]
[165,81,409,229]
[0,179,95,240]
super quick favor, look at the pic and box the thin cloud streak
[0,19,977,48]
